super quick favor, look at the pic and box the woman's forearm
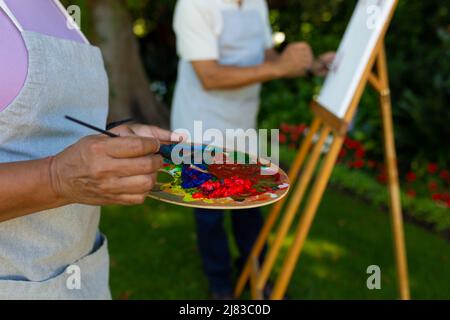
[0,158,69,222]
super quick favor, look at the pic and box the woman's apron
[0,3,110,299]
[171,7,267,149]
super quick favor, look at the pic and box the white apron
[171,8,267,147]
[0,3,110,300]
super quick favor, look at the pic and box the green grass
[101,187,450,300]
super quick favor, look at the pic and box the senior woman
[0,0,180,299]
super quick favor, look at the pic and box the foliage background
[123,0,449,171]
[60,0,450,299]
[68,0,449,168]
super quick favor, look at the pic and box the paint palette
[148,144,290,210]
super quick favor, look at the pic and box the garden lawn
[101,188,450,300]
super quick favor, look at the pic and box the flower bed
[279,123,450,233]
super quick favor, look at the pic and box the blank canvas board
[317,0,396,118]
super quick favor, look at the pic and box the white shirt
[171,0,273,147]
[173,0,273,61]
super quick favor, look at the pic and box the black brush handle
[65,115,179,162]
[65,115,119,138]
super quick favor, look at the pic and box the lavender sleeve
[0,9,28,111]
[0,0,85,111]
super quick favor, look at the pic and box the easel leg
[256,126,332,291]
[271,131,344,300]
[377,46,410,300]
[234,118,321,298]
[250,256,263,300]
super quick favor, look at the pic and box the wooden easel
[234,1,410,300]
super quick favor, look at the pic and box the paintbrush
[64,115,209,173]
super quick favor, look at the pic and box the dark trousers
[194,208,265,294]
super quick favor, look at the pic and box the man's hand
[275,42,314,78]
[311,52,336,77]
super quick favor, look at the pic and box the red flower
[431,193,442,201]
[406,189,416,198]
[280,123,291,133]
[352,159,365,169]
[290,132,300,142]
[439,170,449,181]
[406,172,417,183]
[427,163,438,174]
[279,133,287,144]
[296,124,307,134]
[428,181,438,191]
[344,138,360,150]
[338,148,347,159]
[355,148,366,159]
[377,173,387,184]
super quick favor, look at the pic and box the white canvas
[317,0,396,118]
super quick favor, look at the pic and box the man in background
[172,0,334,299]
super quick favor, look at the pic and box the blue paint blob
[181,165,214,189]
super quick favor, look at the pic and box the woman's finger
[105,136,160,158]
[131,124,187,142]
[109,155,163,177]
[109,125,135,137]
[102,174,157,194]
[114,193,151,205]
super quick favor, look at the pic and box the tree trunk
[86,0,170,128]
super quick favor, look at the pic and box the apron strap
[0,0,24,32]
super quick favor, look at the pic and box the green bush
[70,0,449,168]
[330,164,450,232]
[259,0,449,169]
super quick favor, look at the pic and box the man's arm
[192,42,314,91]
[192,60,281,90]
[192,48,279,90]
[265,48,280,63]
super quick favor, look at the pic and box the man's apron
[171,7,267,148]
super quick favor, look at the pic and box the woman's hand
[49,133,163,206]
[127,124,186,142]
[0,124,183,221]
[49,124,185,206]
[49,124,183,206]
